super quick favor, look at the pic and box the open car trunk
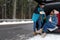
[44,2,60,33]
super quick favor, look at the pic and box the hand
[40,11,45,14]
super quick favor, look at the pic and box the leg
[41,23,48,37]
[42,22,55,37]
[43,22,55,33]
[36,22,39,30]
[36,19,42,34]
[33,22,37,35]
[38,19,42,30]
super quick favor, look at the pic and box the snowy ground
[0,21,33,25]
[27,34,60,40]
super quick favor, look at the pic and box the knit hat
[39,2,45,5]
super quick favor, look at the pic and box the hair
[33,4,40,14]
[39,2,45,5]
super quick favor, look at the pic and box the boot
[33,32,37,36]
[42,33,46,38]
[36,28,43,34]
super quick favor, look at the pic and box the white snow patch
[27,34,60,40]
[0,21,33,25]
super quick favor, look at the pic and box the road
[0,23,33,40]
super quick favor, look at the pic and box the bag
[32,13,40,22]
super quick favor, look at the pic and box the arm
[52,15,58,25]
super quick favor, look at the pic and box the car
[44,2,60,33]
[34,0,54,4]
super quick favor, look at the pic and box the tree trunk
[13,0,17,19]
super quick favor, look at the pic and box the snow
[27,34,60,40]
[0,21,33,25]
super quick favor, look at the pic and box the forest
[0,0,37,19]
[0,0,59,19]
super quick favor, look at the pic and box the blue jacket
[46,15,58,26]
[32,6,46,22]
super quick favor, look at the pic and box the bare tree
[13,0,17,19]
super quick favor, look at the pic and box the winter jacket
[46,15,58,26]
[32,6,46,22]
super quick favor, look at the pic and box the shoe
[36,29,43,34]
[33,32,37,36]
[39,29,43,34]
[42,33,46,38]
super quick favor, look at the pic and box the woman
[42,10,58,37]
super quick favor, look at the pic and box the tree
[13,0,17,19]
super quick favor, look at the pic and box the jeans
[43,22,55,33]
[33,19,42,32]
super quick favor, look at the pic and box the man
[32,2,46,35]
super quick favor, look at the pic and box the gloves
[40,11,45,14]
